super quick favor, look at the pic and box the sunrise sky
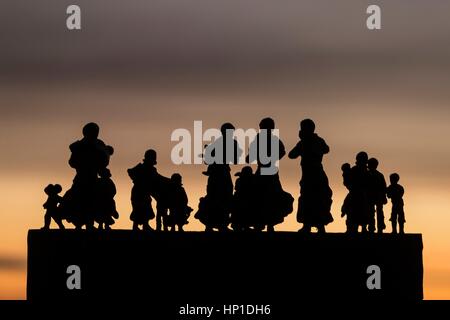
[1,0,450,299]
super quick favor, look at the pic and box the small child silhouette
[42,184,65,230]
[231,166,255,231]
[168,173,192,232]
[97,168,119,230]
[340,163,352,232]
[386,173,405,234]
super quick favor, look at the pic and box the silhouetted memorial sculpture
[42,184,65,230]
[367,157,387,233]
[344,151,370,234]
[167,173,192,232]
[60,123,116,230]
[289,119,333,233]
[248,118,293,232]
[231,166,256,231]
[387,173,406,234]
[128,149,157,231]
[195,123,242,232]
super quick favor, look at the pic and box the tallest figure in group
[289,119,333,233]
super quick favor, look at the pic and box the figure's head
[99,168,112,178]
[356,151,369,166]
[259,117,275,130]
[171,173,182,185]
[300,119,315,137]
[44,184,62,195]
[235,166,253,177]
[82,122,100,140]
[368,158,379,170]
[221,123,235,136]
[106,145,114,156]
[390,173,400,184]
[341,163,351,172]
[144,149,157,165]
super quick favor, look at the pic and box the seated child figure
[231,166,255,231]
[168,173,192,232]
[42,184,65,230]
[386,173,405,234]
[96,168,119,230]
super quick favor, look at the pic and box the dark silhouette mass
[230,166,256,231]
[167,173,192,232]
[39,119,408,237]
[387,173,406,234]
[367,158,387,233]
[128,149,158,231]
[42,184,65,230]
[289,119,333,233]
[342,151,370,234]
[195,123,242,232]
[247,117,294,232]
[60,123,116,230]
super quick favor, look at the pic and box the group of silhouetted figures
[42,119,406,234]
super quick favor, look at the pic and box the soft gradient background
[1,0,450,299]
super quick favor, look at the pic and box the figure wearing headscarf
[195,123,242,231]
[289,119,333,233]
[248,118,293,232]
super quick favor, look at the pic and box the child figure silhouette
[168,173,192,232]
[387,173,406,234]
[42,184,65,230]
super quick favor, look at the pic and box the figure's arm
[288,142,302,159]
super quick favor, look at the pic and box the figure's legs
[298,224,311,233]
[267,225,275,233]
[391,222,397,234]
[376,203,385,233]
[317,225,326,234]
[156,206,169,231]
[178,224,184,232]
[132,222,140,231]
[368,205,376,233]
[54,218,65,230]
[143,221,153,231]
[399,223,405,234]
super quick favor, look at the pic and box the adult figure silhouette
[128,149,158,231]
[195,123,242,232]
[345,151,370,234]
[367,158,387,233]
[289,119,333,233]
[248,117,293,232]
[61,122,113,230]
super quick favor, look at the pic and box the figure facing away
[387,173,405,234]
[344,151,370,234]
[195,123,242,232]
[289,119,333,233]
[42,184,65,230]
[128,149,157,231]
[340,163,352,223]
[248,117,293,232]
[167,173,192,232]
[96,168,119,230]
[367,158,387,234]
